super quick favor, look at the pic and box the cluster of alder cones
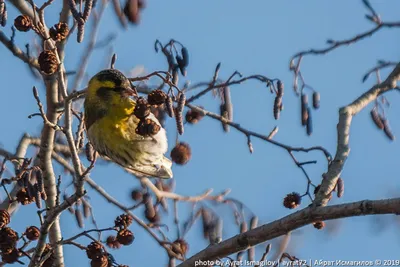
[0,159,47,209]
[87,214,135,267]
[13,15,70,75]
[0,209,50,265]
[135,87,200,166]
[134,89,188,137]
[283,177,344,230]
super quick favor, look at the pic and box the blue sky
[1,0,400,266]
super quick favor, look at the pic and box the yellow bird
[83,69,173,179]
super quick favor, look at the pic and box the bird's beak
[123,86,138,98]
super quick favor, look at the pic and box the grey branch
[30,77,65,267]
[313,62,400,207]
[178,197,400,267]
[0,30,39,69]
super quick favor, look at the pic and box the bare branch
[313,62,400,207]
[178,197,400,267]
[0,30,39,69]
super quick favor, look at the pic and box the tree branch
[313,62,400,207]
[178,197,400,267]
[0,30,40,69]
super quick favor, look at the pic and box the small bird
[84,69,173,179]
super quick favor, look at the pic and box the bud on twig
[75,207,84,228]
[175,93,186,135]
[209,217,223,244]
[85,142,94,162]
[247,136,253,154]
[181,47,189,68]
[301,94,308,126]
[273,96,282,120]
[240,221,247,233]
[277,80,284,96]
[306,107,313,136]
[220,104,229,132]
[370,108,384,130]
[250,216,258,229]
[201,208,212,239]
[0,1,7,27]
[35,168,44,193]
[383,118,395,141]
[34,184,41,209]
[77,23,84,43]
[312,92,320,109]
[82,199,91,218]
[165,96,174,118]
[172,66,179,86]
[336,177,344,198]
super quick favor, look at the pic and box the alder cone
[1,248,19,263]
[117,229,135,245]
[38,50,58,75]
[86,242,103,260]
[172,238,189,256]
[130,188,143,201]
[133,97,150,119]
[147,89,167,106]
[114,214,133,228]
[90,255,108,267]
[313,221,325,230]
[14,15,31,31]
[185,108,204,124]
[16,188,34,205]
[0,210,10,228]
[283,192,301,209]
[170,142,191,165]
[25,226,40,241]
[49,22,69,42]
[135,118,160,136]
[106,235,121,249]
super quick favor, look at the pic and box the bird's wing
[125,160,173,179]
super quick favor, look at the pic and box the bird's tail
[125,156,173,179]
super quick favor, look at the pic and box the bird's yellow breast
[90,110,134,145]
